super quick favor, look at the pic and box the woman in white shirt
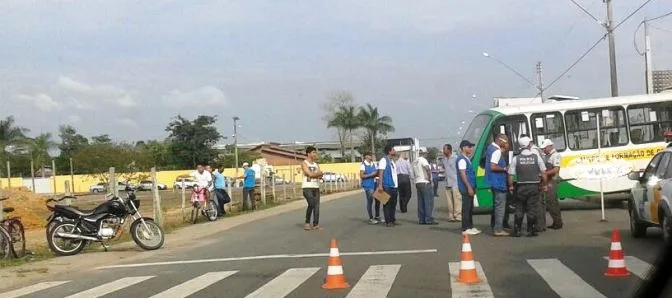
[301,146,323,231]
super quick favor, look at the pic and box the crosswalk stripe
[528,259,606,298]
[448,261,494,298]
[64,276,154,298]
[150,271,237,298]
[2,281,71,298]
[245,268,319,298]
[346,265,401,298]
[602,256,653,280]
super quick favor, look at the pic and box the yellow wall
[1,163,363,193]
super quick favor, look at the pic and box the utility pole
[604,0,619,97]
[644,20,654,94]
[233,116,240,177]
[536,61,544,102]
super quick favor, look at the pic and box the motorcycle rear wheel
[47,222,87,256]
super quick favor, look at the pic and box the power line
[569,0,600,22]
[650,24,672,34]
[614,0,655,30]
[649,10,672,22]
[545,34,608,91]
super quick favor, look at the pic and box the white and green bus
[461,93,672,207]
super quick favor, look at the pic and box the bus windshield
[462,114,491,145]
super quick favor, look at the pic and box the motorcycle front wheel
[47,222,87,256]
[130,219,165,251]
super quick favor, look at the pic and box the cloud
[17,93,59,111]
[117,118,138,127]
[67,114,82,124]
[57,76,138,109]
[161,86,227,108]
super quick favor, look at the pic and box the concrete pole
[605,0,619,97]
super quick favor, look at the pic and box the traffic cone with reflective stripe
[457,235,480,284]
[322,238,350,289]
[605,229,630,277]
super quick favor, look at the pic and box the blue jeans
[491,189,507,232]
[364,189,380,219]
[416,183,434,223]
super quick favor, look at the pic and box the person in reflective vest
[377,144,399,227]
[508,136,547,237]
[457,140,481,236]
[360,152,381,224]
[540,139,563,229]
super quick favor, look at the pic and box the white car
[628,145,672,243]
[174,177,199,190]
[321,172,346,183]
[137,180,168,191]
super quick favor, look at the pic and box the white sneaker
[472,228,482,233]
[462,228,480,235]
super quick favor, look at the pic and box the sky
[1,0,671,148]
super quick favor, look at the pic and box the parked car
[321,172,346,183]
[89,183,107,193]
[136,180,168,191]
[174,177,198,190]
[628,146,672,243]
[273,175,289,185]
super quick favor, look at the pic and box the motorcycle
[45,188,165,256]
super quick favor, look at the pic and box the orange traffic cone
[322,238,350,289]
[605,229,630,277]
[457,235,480,284]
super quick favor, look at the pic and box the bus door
[481,115,530,168]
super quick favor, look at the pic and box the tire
[205,200,218,221]
[662,211,671,244]
[337,178,344,182]
[93,189,100,193]
[629,200,647,238]
[47,222,87,256]
[130,219,165,251]
[0,228,11,259]
[8,221,25,258]
[191,202,200,224]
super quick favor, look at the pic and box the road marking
[64,276,154,298]
[528,259,606,298]
[2,281,71,298]
[96,249,438,269]
[150,271,237,298]
[244,267,319,298]
[346,264,401,298]
[448,261,494,298]
[602,256,653,279]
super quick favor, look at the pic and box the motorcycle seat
[55,204,96,217]
[2,207,14,213]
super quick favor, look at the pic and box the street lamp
[233,116,240,176]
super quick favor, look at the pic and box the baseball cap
[242,162,249,167]
[540,139,554,148]
[460,140,475,148]
[518,136,531,148]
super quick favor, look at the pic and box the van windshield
[462,114,491,145]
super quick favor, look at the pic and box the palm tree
[30,133,58,176]
[0,116,29,176]
[328,105,360,162]
[358,104,394,158]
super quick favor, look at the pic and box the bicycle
[0,197,26,259]
[190,186,217,223]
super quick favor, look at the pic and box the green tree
[328,105,360,162]
[91,134,112,145]
[358,103,394,158]
[29,133,58,176]
[73,143,152,183]
[0,116,29,176]
[215,145,262,169]
[323,91,355,159]
[136,140,174,169]
[426,147,440,162]
[58,125,89,158]
[166,115,222,168]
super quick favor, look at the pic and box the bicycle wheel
[0,227,10,259]
[191,202,200,224]
[205,200,218,221]
[8,221,25,258]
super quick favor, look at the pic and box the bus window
[491,114,529,154]
[531,112,566,152]
[462,114,491,145]
[628,102,672,144]
[565,107,628,150]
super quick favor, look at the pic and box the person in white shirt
[414,150,437,225]
[190,164,213,203]
[377,144,399,227]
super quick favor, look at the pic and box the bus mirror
[627,171,641,181]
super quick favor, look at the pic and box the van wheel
[629,202,647,238]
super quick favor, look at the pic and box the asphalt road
[2,190,666,298]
